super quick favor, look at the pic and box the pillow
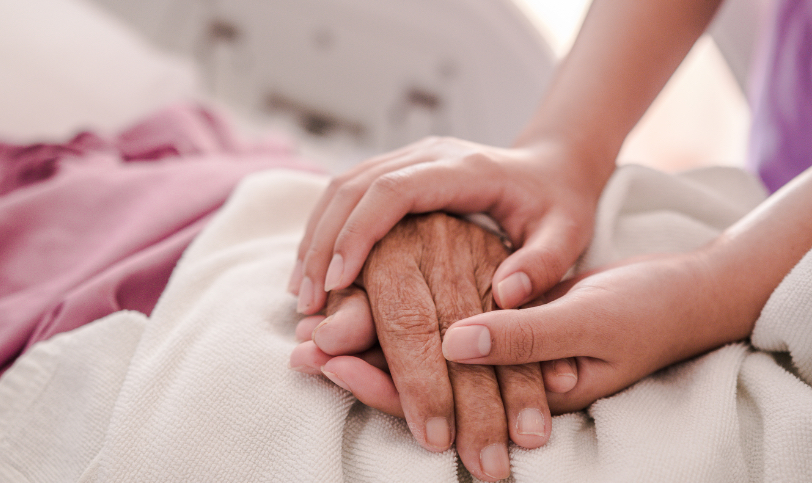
[0,0,200,142]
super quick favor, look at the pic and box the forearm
[703,166,812,344]
[515,0,724,191]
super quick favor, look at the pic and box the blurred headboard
[89,0,555,156]
[0,0,199,142]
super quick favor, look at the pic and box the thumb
[441,298,595,365]
[492,215,589,309]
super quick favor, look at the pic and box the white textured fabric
[1,165,811,482]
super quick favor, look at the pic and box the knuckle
[416,212,452,239]
[505,318,538,364]
[450,367,500,402]
[395,356,447,391]
[338,219,368,245]
[334,179,366,204]
[497,365,545,405]
[447,366,506,431]
[377,305,437,340]
[460,150,496,171]
[371,171,411,199]
[304,243,329,265]
[527,246,566,291]
[366,225,418,266]
[501,363,543,387]
[384,331,448,397]
[435,299,476,334]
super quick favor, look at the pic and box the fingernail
[554,358,578,380]
[321,367,351,392]
[324,254,344,292]
[442,326,491,361]
[297,276,314,313]
[480,443,510,480]
[288,353,313,373]
[517,408,546,436]
[288,363,309,373]
[288,259,303,294]
[496,271,531,309]
[311,316,332,348]
[425,417,452,451]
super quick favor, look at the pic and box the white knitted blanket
[1,165,811,482]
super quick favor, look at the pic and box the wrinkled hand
[442,248,756,413]
[290,213,579,482]
[289,136,610,315]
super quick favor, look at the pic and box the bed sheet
[0,103,316,375]
[2,2,812,479]
[1,164,810,482]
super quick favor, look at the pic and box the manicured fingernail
[553,359,578,392]
[496,271,531,309]
[554,358,578,380]
[323,254,344,292]
[288,259,303,294]
[442,326,491,361]
[425,417,452,451]
[480,443,510,480]
[297,276,314,313]
[517,408,546,436]
[311,316,332,348]
[321,367,351,392]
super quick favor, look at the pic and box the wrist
[513,133,616,203]
[695,239,761,344]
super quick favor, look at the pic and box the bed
[1,0,811,481]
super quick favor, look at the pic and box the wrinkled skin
[290,213,578,481]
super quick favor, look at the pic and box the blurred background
[0,0,769,174]
[521,0,761,173]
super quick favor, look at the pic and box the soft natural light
[514,0,590,56]
[513,0,750,171]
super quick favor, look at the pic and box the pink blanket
[0,105,316,374]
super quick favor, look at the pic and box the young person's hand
[289,0,725,317]
[441,251,732,412]
[443,166,812,412]
[290,137,609,316]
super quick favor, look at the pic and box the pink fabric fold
[0,104,318,374]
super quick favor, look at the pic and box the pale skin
[292,163,812,442]
[289,0,725,314]
[442,165,812,405]
[287,0,766,479]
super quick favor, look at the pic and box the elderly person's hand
[290,213,578,482]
